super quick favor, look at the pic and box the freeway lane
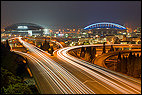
[17,37,141,94]
[56,46,141,94]
[18,37,95,94]
[47,53,121,94]
[12,51,57,94]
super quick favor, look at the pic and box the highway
[16,37,141,94]
[17,37,95,94]
[56,45,141,94]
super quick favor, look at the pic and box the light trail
[57,45,141,94]
[17,37,95,94]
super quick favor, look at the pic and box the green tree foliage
[3,83,32,94]
[1,67,22,88]
[1,67,32,94]
[1,43,37,94]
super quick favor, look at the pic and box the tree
[1,67,32,94]
[84,52,91,62]
[46,41,50,52]
[121,56,127,74]
[1,67,22,88]
[109,45,114,52]
[114,37,120,44]
[5,39,11,51]
[80,47,85,58]
[50,46,54,55]
[102,42,106,54]
[3,83,32,94]
[131,41,135,44]
[133,54,140,78]
[40,43,43,50]
[127,52,133,76]
[42,39,50,52]
[90,47,96,63]
[85,47,92,62]
[117,52,121,72]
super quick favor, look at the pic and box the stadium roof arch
[5,23,44,31]
[84,22,127,30]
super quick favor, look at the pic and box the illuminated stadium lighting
[84,22,127,30]
[18,26,28,29]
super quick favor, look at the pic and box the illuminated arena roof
[5,23,44,31]
[84,22,126,30]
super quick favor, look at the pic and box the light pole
[129,45,132,50]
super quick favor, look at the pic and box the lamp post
[129,45,132,50]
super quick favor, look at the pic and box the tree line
[117,52,141,78]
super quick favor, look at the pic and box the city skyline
[1,1,141,94]
[1,1,141,29]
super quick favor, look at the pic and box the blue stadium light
[84,22,126,30]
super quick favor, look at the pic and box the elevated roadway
[13,38,141,94]
[56,45,141,94]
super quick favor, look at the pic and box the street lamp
[129,45,132,50]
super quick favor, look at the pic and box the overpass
[9,37,141,94]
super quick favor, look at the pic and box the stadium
[4,23,46,36]
[84,22,127,36]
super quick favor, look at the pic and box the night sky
[1,1,141,29]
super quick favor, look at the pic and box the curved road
[56,45,141,94]
[15,37,141,94]
[17,37,95,94]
